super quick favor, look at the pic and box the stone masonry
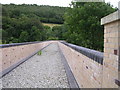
[101,10,120,88]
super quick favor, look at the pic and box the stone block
[101,11,120,25]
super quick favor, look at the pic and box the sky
[0,0,119,8]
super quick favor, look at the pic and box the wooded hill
[2,4,67,24]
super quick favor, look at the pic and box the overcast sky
[0,0,119,8]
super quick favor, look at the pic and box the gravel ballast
[1,43,69,88]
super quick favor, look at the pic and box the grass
[42,23,62,28]
[0,40,2,44]
[37,51,42,55]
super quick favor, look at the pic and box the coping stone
[101,10,120,25]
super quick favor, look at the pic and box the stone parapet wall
[61,42,103,64]
[58,42,103,88]
[0,41,54,77]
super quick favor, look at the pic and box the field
[0,40,2,44]
[42,23,62,28]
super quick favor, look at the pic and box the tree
[19,31,29,42]
[64,2,117,51]
[52,25,67,40]
[2,4,67,43]
[0,29,8,44]
[29,26,42,41]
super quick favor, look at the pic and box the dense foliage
[1,2,117,51]
[63,2,117,51]
[2,4,66,24]
[2,15,44,43]
[2,4,66,43]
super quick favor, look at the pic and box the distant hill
[2,4,68,24]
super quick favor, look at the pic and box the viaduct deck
[1,43,72,88]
